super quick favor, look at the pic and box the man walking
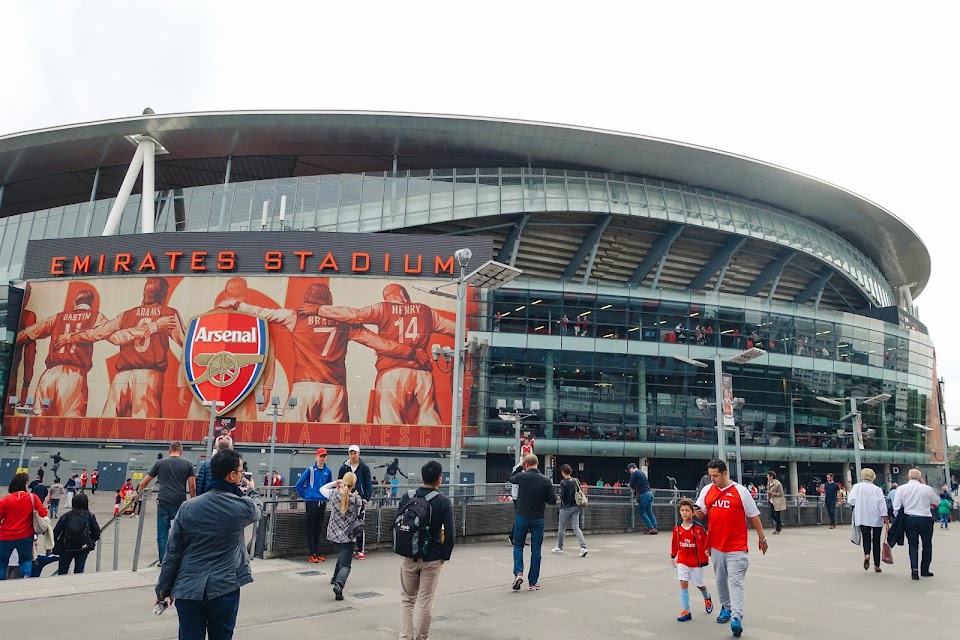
[628,462,657,534]
[398,460,455,640]
[695,460,768,638]
[338,445,372,559]
[823,473,840,528]
[155,448,262,639]
[509,454,556,591]
[138,442,196,564]
[552,464,588,556]
[296,448,333,563]
[893,469,939,580]
[48,479,64,518]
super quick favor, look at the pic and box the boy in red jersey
[694,460,768,638]
[670,498,712,622]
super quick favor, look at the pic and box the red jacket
[0,491,48,541]
[671,521,709,568]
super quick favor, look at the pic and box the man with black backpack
[394,460,455,640]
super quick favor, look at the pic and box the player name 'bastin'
[193,327,259,343]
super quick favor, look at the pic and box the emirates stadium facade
[0,111,943,492]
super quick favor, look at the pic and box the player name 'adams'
[193,327,259,343]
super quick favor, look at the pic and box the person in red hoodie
[670,498,712,622]
[0,472,49,580]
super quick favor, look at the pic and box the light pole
[695,396,746,482]
[497,399,536,467]
[8,396,50,473]
[817,393,890,483]
[913,422,958,488]
[203,400,226,460]
[424,250,522,493]
[674,347,767,464]
[257,394,297,493]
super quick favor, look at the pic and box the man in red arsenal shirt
[222,282,423,423]
[10,283,37,407]
[303,283,455,425]
[17,289,107,417]
[694,459,768,638]
[56,278,185,418]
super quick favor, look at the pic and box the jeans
[399,557,443,640]
[333,541,354,586]
[175,588,241,640]
[305,501,327,557]
[157,503,179,563]
[58,550,90,575]
[49,499,60,518]
[0,537,33,580]
[825,499,837,525]
[557,506,586,549]
[712,549,750,620]
[904,515,934,573]
[512,515,545,585]
[859,525,883,567]
[637,491,657,530]
[939,512,949,527]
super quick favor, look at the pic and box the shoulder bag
[31,493,49,535]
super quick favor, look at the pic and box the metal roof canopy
[0,110,930,297]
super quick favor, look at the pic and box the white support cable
[141,140,156,233]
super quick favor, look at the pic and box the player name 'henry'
[193,327,259,343]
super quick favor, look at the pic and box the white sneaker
[551,546,563,554]
[579,547,589,557]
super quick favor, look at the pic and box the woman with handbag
[0,472,49,580]
[320,473,364,600]
[52,493,101,574]
[846,468,889,572]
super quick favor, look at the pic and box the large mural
[4,275,474,448]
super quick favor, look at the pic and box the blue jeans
[637,491,657,530]
[157,503,179,563]
[0,537,33,580]
[939,512,949,527]
[175,588,241,640]
[512,515,545,585]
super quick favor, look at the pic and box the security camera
[431,344,442,361]
[454,248,472,266]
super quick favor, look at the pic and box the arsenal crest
[184,311,268,415]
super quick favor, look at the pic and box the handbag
[573,478,589,508]
[350,502,366,539]
[850,519,861,545]
[881,540,894,565]
[31,493,49,536]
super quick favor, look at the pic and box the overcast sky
[2,2,956,434]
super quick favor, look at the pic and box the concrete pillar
[883,463,892,488]
[544,351,555,438]
[788,460,799,495]
[841,462,852,490]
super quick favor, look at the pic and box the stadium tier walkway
[1,524,955,639]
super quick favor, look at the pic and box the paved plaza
[1,508,955,640]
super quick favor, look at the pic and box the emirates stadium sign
[185,311,268,415]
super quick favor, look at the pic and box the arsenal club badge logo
[184,311,268,415]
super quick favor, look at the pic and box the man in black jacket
[509,453,556,591]
[398,460,455,640]
[338,444,373,558]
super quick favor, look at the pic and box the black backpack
[61,512,92,552]
[392,490,439,558]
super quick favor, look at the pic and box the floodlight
[673,354,708,368]
[287,397,297,408]
[270,396,280,407]
[913,423,934,431]
[816,396,843,406]
[464,260,522,290]
[840,411,859,422]
[727,347,767,365]
[862,393,892,405]
[41,399,51,408]
[7,396,16,407]
[256,394,265,405]
[696,398,711,411]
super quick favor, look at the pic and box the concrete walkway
[1,524,956,639]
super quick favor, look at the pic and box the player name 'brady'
[193,327,259,343]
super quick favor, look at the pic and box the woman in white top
[846,468,889,572]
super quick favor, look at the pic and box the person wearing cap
[338,445,373,559]
[296,448,334,563]
[628,463,657,534]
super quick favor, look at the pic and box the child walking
[670,498,713,622]
[938,496,951,529]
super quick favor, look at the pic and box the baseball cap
[315,448,328,456]
[626,463,637,470]
[348,445,360,453]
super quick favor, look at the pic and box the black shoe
[512,574,523,590]
[911,571,920,580]
[333,583,344,600]
[921,571,934,577]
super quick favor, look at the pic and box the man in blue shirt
[823,473,840,528]
[296,448,333,563]
[628,463,657,534]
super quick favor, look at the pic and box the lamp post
[423,249,521,494]
[498,399,536,467]
[674,347,767,464]
[913,422,958,488]
[258,394,297,494]
[203,400,226,460]
[8,396,50,473]
[817,393,890,483]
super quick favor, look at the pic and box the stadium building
[0,111,944,492]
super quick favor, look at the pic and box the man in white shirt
[892,469,939,580]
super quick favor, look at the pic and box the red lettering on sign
[73,256,90,273]
[299,425,311,444]
[79,420,91,438]
[352,252,370,272]
[318,252,339,272]
[404,254,422,274]
[265,251,283,271]
[98,254,106,273]
[138,252,157,272]
[294,251,312,271]
[217,251,235,271]
[114,253,132,272]
[166,251,183,270]
[191,252,207,271]
[144,421,155,439]
[384,253,390,272]
[435,255,454,275]
[50,256,66,275]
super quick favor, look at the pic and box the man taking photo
[155,448,262,639]
[509,453,556,592]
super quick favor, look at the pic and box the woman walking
[846,468,888,572]
[320,473,364,600]
[0,472,49,580]
[53,493,101,574]
[766,471,786,534]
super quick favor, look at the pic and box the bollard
[132,491,149,571]
[113,511,120,570]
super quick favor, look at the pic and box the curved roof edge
[0,110,931,297]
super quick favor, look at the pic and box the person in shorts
[671,498,713,621]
